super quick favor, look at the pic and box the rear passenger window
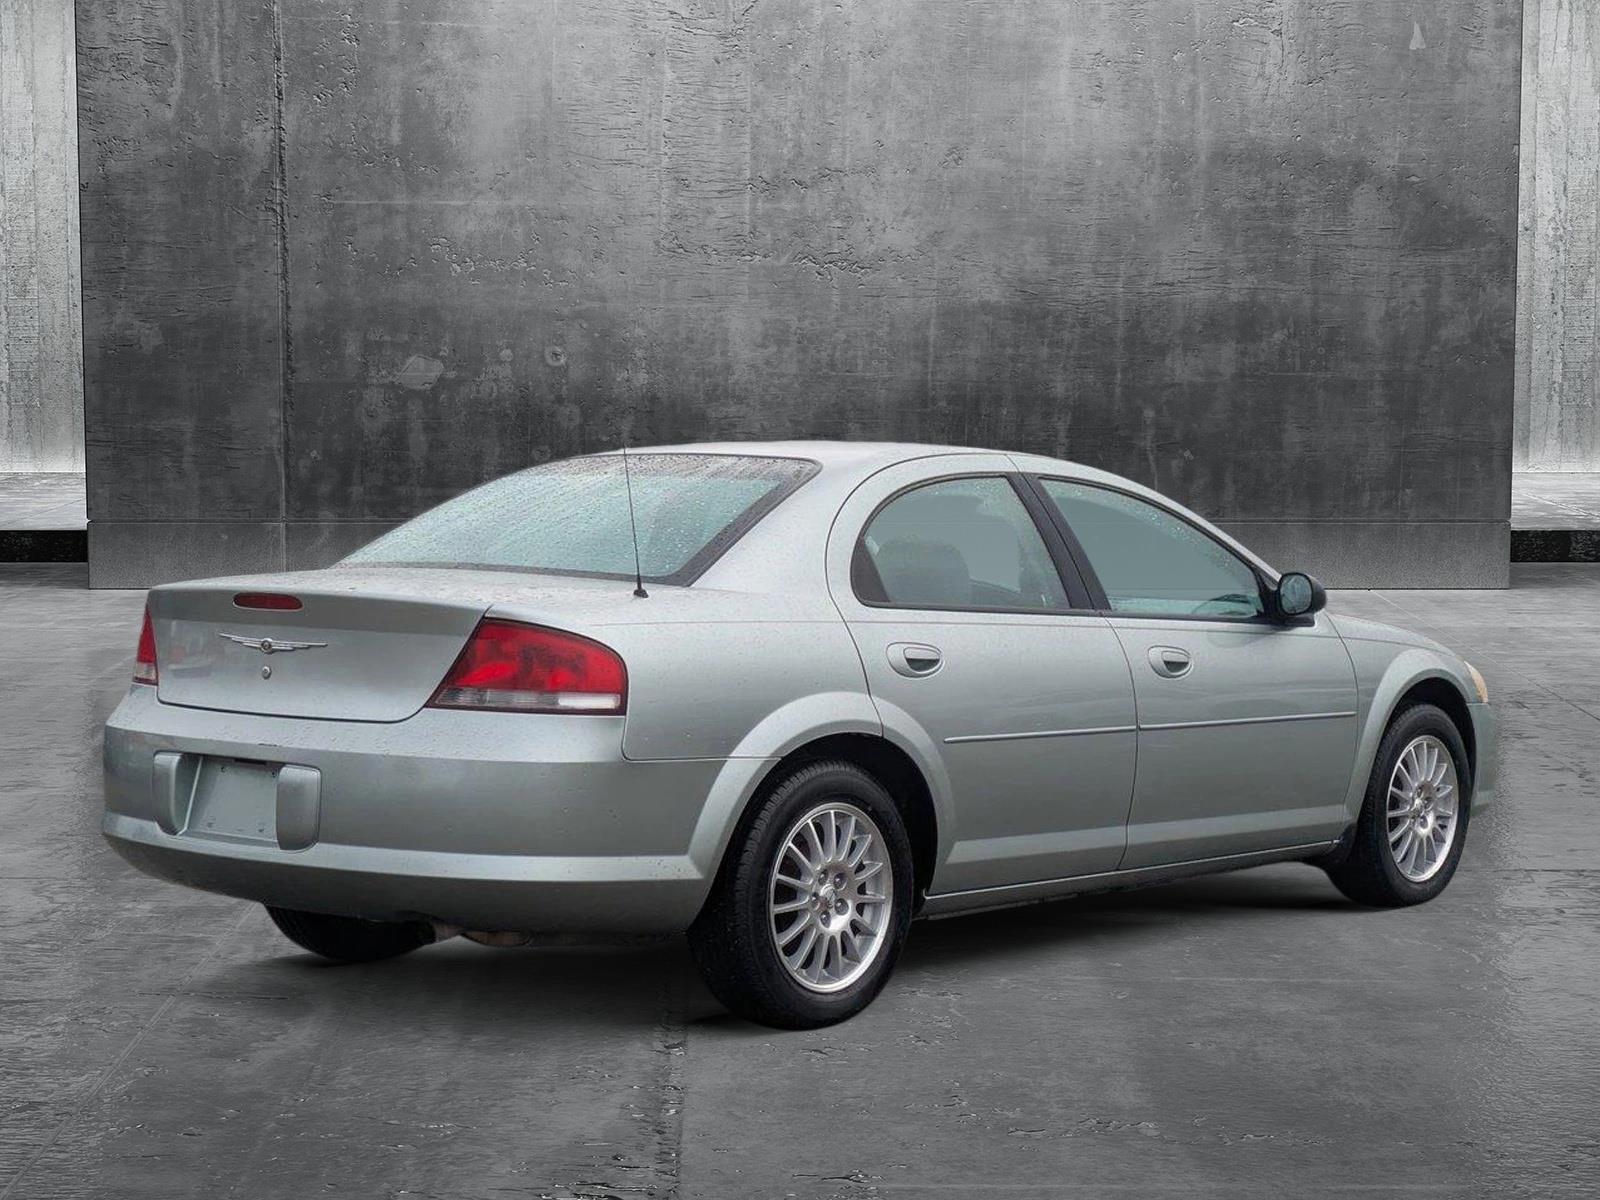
[853,477,1069,611]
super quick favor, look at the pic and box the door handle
[1148,646,1192,679]
[888,643,943,678]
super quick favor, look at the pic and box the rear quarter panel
[562,590,880,882]
[482,589,874,763]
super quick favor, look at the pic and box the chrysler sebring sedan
[104,442,1496,1028]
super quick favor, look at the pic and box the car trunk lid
[150,576,490,722]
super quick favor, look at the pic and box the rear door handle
[1148,646,1192,678]
[888,643,943,677]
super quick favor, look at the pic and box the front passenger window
[1040,480,1265,618]
[854,477,1069,611]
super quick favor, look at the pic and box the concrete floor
[2,563,1597,1199]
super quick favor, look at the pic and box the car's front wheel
[688,760,915,1029]
[1323,702,1472,906]
[266,905,435,963]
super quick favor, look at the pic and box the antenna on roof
[620,444,648,599]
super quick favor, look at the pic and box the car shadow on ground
[205,864,1354,1034]
[218,936,703,1031]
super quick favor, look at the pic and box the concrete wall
[78,0,1522,588]
[1515,0,1599,472]
[1,0,83,472]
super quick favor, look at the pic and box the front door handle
[888,642,943,678]
[1148,646,1192,679]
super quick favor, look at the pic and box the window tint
[1040,480,1264,618]
[344,454,814,583]
[855,477,1069,610]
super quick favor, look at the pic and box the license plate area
[186,757,279,844]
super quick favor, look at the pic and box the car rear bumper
[101,686,723,932]
[103,813,709,932]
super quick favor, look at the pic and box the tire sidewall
[1363,704,1473,902]
[729,762,915,1025]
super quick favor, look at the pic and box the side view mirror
[1273,571,1326,620]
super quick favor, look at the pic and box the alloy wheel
[767,801,894,993]
[1386,734,1460,883]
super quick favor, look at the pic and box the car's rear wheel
[266,905,435,963]
[1323,702,1472,906]
[688,760,915,1029]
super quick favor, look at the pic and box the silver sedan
[103,442,1497,1028]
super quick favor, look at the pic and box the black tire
[687,760,915,1029]
[1324,703,1472,906]
[266,905,435,963]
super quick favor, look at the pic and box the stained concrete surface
[1516,0,1600,473]
[0,473,86,530]
[1513,472,1600,530]
[0,0,83,473]
[1,562,1597,1198]
[76,0,1520,588]
[1511,474,1600,563]
[0,474,87,562]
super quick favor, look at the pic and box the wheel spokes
[1396,754,1418,789]
[777,911,811,946]
[1384,734,1462,883]
[1392,826,1414,860]
[768,801,894,994]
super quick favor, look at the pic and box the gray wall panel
[76,0,283,521]
[1514,0,1600,471]
[79,0,1522,587]
[285,520,400,572]
[1217,521,1511,590]
[1,0,82,472]
[88,522,285,589]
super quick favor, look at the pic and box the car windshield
[343,453,817,583]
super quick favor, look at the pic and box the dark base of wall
[87,520,402,588]
[1214,520,1509,589]
[1511,529,1600,563]
[89,517,1510,589]
[0,529,89,563]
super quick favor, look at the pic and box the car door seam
[1104,623,1143,872]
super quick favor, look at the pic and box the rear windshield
[342,453,818,584]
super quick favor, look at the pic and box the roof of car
[611,439,1280,581]
[612,439,1072,472]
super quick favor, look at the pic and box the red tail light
[133,607,158,685]
[428,620,627,714]
[234,592,303,611]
